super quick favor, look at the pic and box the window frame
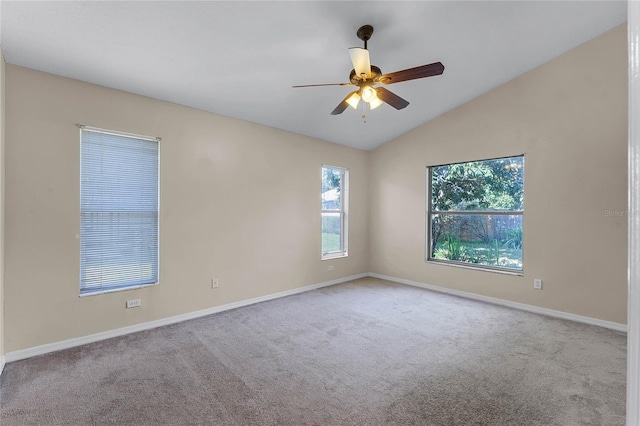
[321,165,349,260]
[79,125,161,296]
[426,155,524,274]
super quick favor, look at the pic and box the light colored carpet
[0,278,627,425]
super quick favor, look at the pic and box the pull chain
[361,101,367,123]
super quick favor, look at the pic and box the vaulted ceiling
[0,1,627,150]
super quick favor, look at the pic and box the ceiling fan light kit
[346,92,361,109]
[293,24,445,116]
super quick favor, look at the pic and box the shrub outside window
[322,166,348,259]
[427,155,524,272]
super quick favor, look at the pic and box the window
[322,166,348,259]
[80,126,159,295]
[427,155,524,272]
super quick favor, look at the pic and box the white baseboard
[0,355,5,376]
[369,273,628,332]
[4,273,368,363]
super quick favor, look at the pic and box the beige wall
[4,66,369,352]
[369,24,628,324]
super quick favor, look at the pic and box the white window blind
[80,127,159,295]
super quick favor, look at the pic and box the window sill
[426,259,523,276]
[79,282,159,297]
[322,252,348,261]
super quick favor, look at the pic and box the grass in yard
[434,240,522,269]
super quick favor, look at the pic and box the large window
[322,166,348,259]
[80,126,159,295]
[427,155,524,272]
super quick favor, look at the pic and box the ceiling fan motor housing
[350,65,382,85]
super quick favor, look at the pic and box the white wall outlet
[534,279,543,290]
[212,278,219,289]
[328,265,334,271]
[126,299,141,309]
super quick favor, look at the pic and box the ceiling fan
[293,25,445,115]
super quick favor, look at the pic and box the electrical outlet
[534,279,543,290]
[126,299,141,308]
[212,278,219,289]
[328,265,334,271]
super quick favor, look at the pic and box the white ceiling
[0,1,627,150]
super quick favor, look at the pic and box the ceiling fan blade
[331,90,359,115]
[292,83,353,88]
[349,47,371,78]
[378,62,444,85]
[375,87,410,110]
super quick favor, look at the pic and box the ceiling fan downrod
[356,25,374,49]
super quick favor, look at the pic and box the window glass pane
[432,156,524,212]
[322,212,342,254]
[322,168,343,211]
[430,214,522,270]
